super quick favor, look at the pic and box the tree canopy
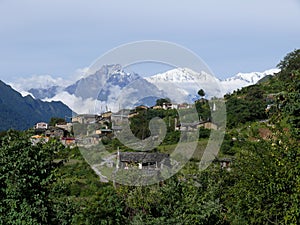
[155,98,171,106]
[198,89,205,98]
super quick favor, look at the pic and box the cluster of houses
[31,121,76,146]
[32,100,219,147]
[31,101,226,172]
[71,101,219,144]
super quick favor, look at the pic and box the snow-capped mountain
[145,68,280,102]
[65,64,124,99]
[10,65,280,114]
[145,68,223,102]
[65,64,166,104]
[221,68,280,94]
[44,64,167,113]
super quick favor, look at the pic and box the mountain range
[220,68,280,94]
[9,65,280,114]
[0,80,72,131]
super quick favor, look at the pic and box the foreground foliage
[0,131,65,224]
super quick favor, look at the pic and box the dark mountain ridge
[0,80,72,131]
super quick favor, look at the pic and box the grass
[157,139,208,161]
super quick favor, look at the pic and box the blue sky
[0,0,300,82]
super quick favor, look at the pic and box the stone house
[117,152,170,170]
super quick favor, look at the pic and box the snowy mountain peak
[221,68,280,94]
[145,67,212,83]
[108,68,140,86]
[226,68,280,84]
[83,64,140,87]
[145,67,222,102]
[97,64,122,76]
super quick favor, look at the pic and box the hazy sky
[0,0,300,82]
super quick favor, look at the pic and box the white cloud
[8,65,94,94]
[43,85,138,114]
[44,91,98,115]
[9,75,72,93]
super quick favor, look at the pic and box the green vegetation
[197,88,205,98]
[49,117,67,126]
[0,131,65,224]
[221,49,300,224]
[0,49,299,224]
[128,97,211,142]
[225,85,267,128]
[155,98,171,106]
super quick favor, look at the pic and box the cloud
[8,65,94,93]
[44,91,98,115]
[9,75,72,93]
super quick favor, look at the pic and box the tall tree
[156,98,171,107]
[198,89,205,98]
[0,130,64,224]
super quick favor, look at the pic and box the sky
[0,0,300,84]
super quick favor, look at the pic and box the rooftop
[119,152,169,163]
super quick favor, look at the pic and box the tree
[277,49,300,72]
[226,94,267,128]
[49,117,66,126]
[155,98,171,107]
[0,130,65,224]
[198,89,205,98]
[276,70,300,136]
[277,49,300,82]
[116,168,223,225]
[77,186,127,225]
[223,134,300,224]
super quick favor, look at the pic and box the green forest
[0,49,299,224]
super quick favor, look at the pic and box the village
[30,100,228,175]
[31,100,219,146]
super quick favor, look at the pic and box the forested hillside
[219,49,300,224]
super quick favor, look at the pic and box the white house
[35,122,48,130]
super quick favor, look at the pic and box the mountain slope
[0,80,72,131]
